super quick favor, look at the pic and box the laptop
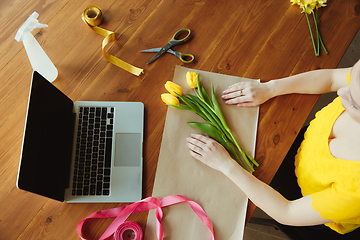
[16,71,144,203]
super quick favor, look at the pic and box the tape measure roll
[114,221,143,240]
[82,6,144,76]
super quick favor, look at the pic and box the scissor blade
[140,48,162,53]
[146,43,172,64]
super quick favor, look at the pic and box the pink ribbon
[77,195,215,240]
[114,221,142,240]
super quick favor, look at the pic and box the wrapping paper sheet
[145,66,259,240]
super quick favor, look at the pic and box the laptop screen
[18,71,75,201]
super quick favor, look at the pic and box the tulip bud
[165,81,183,96]
[161,93,180,106]
[186,71,198,88]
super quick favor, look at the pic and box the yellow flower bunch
[290,0,328,56]
[161,81,183,106]
[291,0,327,13]
[160,71,259,172]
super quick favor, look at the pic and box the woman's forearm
[268,68,350,98]
[224,162,290,223]
[222,68,350,107]
[223,162,331,226]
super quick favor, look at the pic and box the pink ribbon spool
[114,221,143,240]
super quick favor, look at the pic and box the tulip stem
[303,6,318,56]
[313,9,328,54]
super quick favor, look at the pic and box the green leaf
[178,94,210,122]
[188,93,232,140]
[200,87,213,107]
[196,74,204,100]
[177,94,199,112]
[211,83,229,131]
[187,94,224,132]
[196,75,213,107]
[167,104,191,110]
[193,100,219,128]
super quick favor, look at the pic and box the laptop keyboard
[72,106,114,196]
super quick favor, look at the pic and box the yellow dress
[294,73,360,234]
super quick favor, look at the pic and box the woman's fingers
[187,134,214,153]
[222,81,270,107]
[186,133,235,173]
[222,82,252,104]
[187,134,207,161]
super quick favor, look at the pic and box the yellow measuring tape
[82,6,144,76]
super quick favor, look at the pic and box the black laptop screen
[18,71,75,201]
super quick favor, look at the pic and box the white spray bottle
[15,12,58,82]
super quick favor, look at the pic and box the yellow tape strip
[82,6,144,76]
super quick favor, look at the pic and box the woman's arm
[222,67,351,107]
[225,161,331,226]
[186,134,333,226]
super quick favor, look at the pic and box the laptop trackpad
[114,133,141,167]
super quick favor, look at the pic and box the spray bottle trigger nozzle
[15,11,48,42]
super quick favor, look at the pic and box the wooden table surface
[1,0,359,239]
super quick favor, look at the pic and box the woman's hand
[186,134,235,174]
[222,81,273,107]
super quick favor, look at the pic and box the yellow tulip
[315,0,327,9]
[165,81,183,96]
[290,0,303,5]
[161,93,179,106]
[186,71,198,89]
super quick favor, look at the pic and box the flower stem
[314,9,328,54]
[227,131,256,172]
[303,6,318,56]
[312,12,320,55]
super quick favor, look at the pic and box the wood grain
[0,0,359,239]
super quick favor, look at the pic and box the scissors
[141,28,195,64]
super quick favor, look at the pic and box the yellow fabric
[294,72,360,234]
